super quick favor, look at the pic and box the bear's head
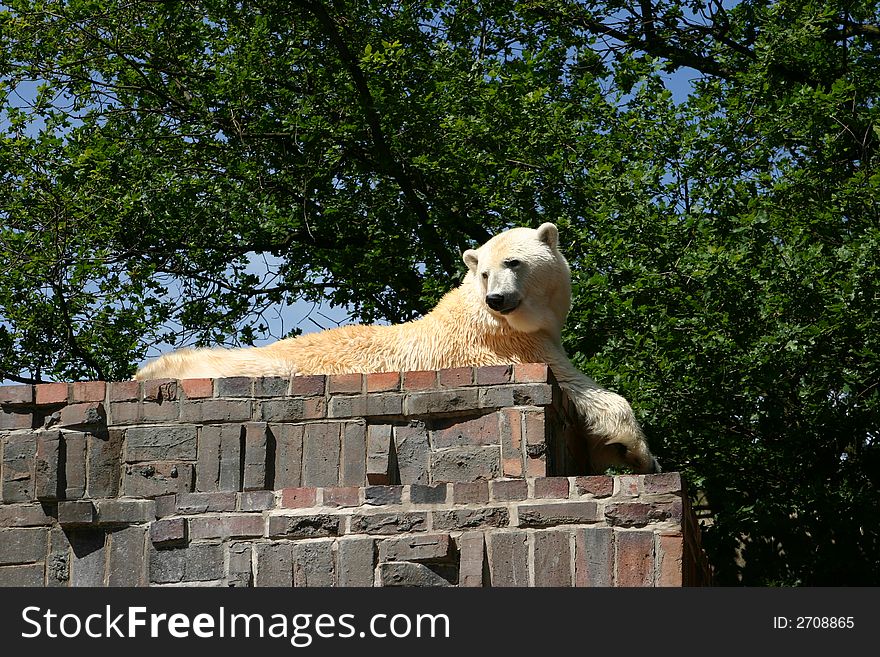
[462,223,572,334]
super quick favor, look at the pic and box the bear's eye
[481,271,489,280]
[505,259,521,268]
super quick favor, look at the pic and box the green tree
[1,0,878,584]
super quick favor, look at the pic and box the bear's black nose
[485,294,506,311]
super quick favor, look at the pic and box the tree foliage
[2,0,879,584]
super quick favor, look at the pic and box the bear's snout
[485,293,520,314]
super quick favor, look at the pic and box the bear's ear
[462,249,479,273]
[536,222,559,249]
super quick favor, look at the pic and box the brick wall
[0,364,711,586]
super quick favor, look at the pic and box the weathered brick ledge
[0,364,711,586]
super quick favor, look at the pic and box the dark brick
[242,422,268,491]
[122,462,193,498]
[272,423,303,488]
[0,527,48,565]
[337,537,375,587]
[2,433,36,502]
[181,399,252,423]
[63,432,87,498]
[365,393,405,416]
[302,422,340,486]
[0,384,34,405]
[151,518,187,546]
[487,531,529,587]
[324,486,360,507]
[142,379,178,403]
[87,430,122,498]
[379,534,451,563]
[260,398,305,422]
[575,527,614,587]
[0,408,32,429]
[534,530,572,586]
[534,477,570,499]
[405,389,480,415]
[154,494,177,518]
[302,397,326,419]
[605,500,682,527]
[367,424,393,485]
[124,425,197,462]
[393,422,430,485]
[254,542,292,587]
[517,502,600,528]
[280,487,317,509]
[453,481,489,505]
[349,511,427,535]
[35,432,61,500]
[340,421,367,486]
[177,491,237,513]
[58,500,95,526]
[365,485,403,506]
[59,402,106,428]
[0,564,44,586]
[227,542,253,587]
[293,540,335,587]
[431,413,500,449]
[0,503,54,527]
[107,526,146,586]
[239,490,275,512]
[366,372,400,393]
[267,514,340,539]
[430,446,500,483]
[108,401,141,425]
[254,377,289,398]
[327,394,367,418]
[432,507,509,530]
[188,514,265,540]
[456,532,485,587]
[574,475,614,498]
[615,529,654,587]
[47,528,70,586]
[141,399,180,423]
[410,483,447,505]
[216,377,253,398]
[196,424,241,493]
[379,562,453,587]
[70,530,106,586]
[490,479,528,502]
[149,543,224,584]
[291,375,325,397]
[95,499,156,524]
[476,365,512,385]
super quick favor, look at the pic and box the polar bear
[136,223,659,473]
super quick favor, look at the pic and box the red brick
[109,380,140,402]
[644,472,683,494]
[437,367,472,388]
[180,378,214,399]
[490,479,528,501]
[403,370,437,390]
[512,363,550,383]
[615,529,654,586]
[366,371,400,392]
[302,397,327,419]
[657,533,684,587]
[150,518,187,545]
[70,381,105,403]
[522,409,547,445]
[328,373,363,394]
[0,385,33,405]
[534,477,570,499]
[453,481,488,504]
[474,365,511,385]
[502,457,523,478]
[291,375,326,397]
[525,456,545,478]
[280,487,318,509]
[323,486,360,507]
[575,476,613,498]
[35,382,68,405]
